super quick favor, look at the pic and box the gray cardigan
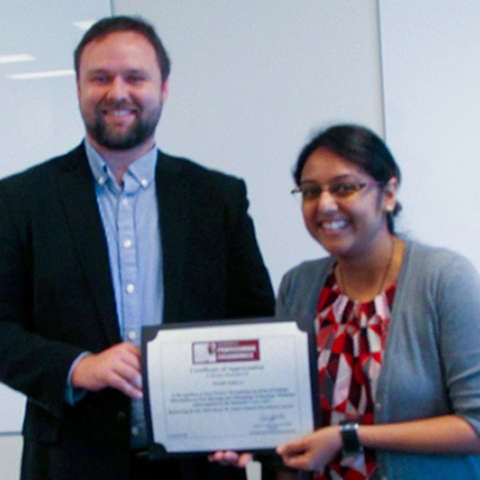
[277,240,480,479]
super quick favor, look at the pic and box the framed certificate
[142,317,319,457]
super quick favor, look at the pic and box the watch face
[340,421,362,454]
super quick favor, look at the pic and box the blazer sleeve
[223,177,275,318]
[0,174,85,420]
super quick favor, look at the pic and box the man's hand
[71,342,143,399]
[208,451,253,468]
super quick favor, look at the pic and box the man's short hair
[74,15,171,82]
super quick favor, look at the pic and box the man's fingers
[111,359,143,395]
[101,344,143,397]
[109,370,143,399]
[71,342,143,397]
[208,451,253,468]
[237,453,254,468]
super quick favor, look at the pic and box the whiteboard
[0,0,112,433]
[379,0,480,270]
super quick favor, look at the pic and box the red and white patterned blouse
[314,270,396,480]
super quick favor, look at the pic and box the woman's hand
[208,450,253,468]
[276,426,342,472]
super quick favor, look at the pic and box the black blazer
[0,144,274,480]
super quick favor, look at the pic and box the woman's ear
[382,177,399,212]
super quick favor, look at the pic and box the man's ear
[161,78,169,103]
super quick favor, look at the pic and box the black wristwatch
[339,420,363,455]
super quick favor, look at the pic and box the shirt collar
[84,139,158,190]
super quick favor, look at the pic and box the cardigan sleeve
[436,251,480,434]
[382,242,480,433]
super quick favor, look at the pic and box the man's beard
[85,101,162,151]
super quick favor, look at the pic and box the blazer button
[116,411,127,423]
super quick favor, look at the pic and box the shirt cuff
[64,351,91,406]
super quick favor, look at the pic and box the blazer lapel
[55,145,121,345]
[53,147,190,336]
[156,151,190,323]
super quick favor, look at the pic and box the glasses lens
[301,185,322,200]
[329,182,365,198]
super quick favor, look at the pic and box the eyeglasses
[291,180,379,202]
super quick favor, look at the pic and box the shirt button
[122,198,129,206]
[128,331,136,341]
[126,283,135,294]
[98,176,106,186]
[131,426,139,436]
[123,239,132,248]
[141,178,148,187]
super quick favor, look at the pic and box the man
[0,16,274,480]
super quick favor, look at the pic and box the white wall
[0,436,23,480]
[0,1,111,478]
[114,0,384,290]
[0,0,111,176]
[0,1,382,477]
[379,0,480,271]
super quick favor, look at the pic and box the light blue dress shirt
[85,139,163,448]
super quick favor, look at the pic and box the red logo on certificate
[192,340,260,364]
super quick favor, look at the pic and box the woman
[274,124,480,479]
